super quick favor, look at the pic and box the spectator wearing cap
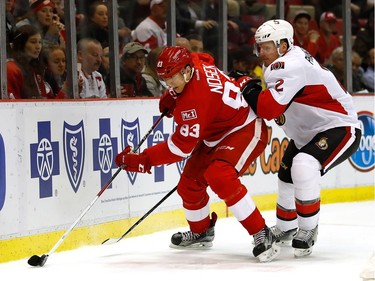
[132,0,167,52]
[17,0,66,49]
[119,42,153,98]
[292,10,320,58]
[315,11,342,65]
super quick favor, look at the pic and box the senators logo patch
[274,114,286,126]
[181,109,197,121]
[315,137,328,150]
[270,61,285,71]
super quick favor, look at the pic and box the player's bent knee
[291,153,321,184]
[204,161,241,198]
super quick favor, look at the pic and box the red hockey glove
[115,146,151,174]
[159,89,177,118]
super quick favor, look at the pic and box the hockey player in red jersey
[243,19,361,257]
[115,46,280,262]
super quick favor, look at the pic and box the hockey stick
[27,112,166,267]
[102,186,177,245]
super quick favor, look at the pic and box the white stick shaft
[48,194,100,255]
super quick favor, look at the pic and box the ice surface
[1,201,374,281]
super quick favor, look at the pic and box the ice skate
[252,226,280,262]
[270,225,297,245]
[170,212,217,249]
[292,226,318,257]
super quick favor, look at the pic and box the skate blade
[169,241,213,249]
[294,247,313,257]
[257,244,281,262]
[275,239,293,246]
[253,240,291,246]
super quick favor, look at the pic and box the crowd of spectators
[4,0,374,100]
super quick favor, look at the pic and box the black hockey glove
[239,78,262,115]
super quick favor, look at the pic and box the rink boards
[0,95,373,263]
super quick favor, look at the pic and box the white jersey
[132,17,167,52]
[79,70,107,99]
[260,46,360,149]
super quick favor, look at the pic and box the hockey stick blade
[101,238,120,245]
[27,254,48,267]
[101,186,177,245]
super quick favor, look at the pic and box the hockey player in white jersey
[243,19,361,257]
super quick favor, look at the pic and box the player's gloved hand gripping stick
[27,111,167,267]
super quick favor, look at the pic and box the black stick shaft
[114,186,177,243]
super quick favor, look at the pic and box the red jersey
[293,34,318,58]
[7,60,64,99]
[145,53,257,165]
[133,17,167,52]
[315,33,341,64]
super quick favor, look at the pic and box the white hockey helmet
[254,19,294,56]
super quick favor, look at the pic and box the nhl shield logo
[63,121,85,193]
[121,118,140,184]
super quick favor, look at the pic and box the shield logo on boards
[0,134,5,210]
[63,121,85,193]
[121,118,140,185]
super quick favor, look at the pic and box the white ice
[1,201,374,281]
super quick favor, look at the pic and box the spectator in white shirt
[132,0,167,52]
[77,38,107,99]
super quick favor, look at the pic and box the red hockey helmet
[156,46,192,79]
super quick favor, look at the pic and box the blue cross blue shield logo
[93,119,118,188]
[30,121,60,198]
[63,121,85,193]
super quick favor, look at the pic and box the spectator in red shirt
[292,10,320,57]
[7,24,57,99]
[315,11,342,65]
